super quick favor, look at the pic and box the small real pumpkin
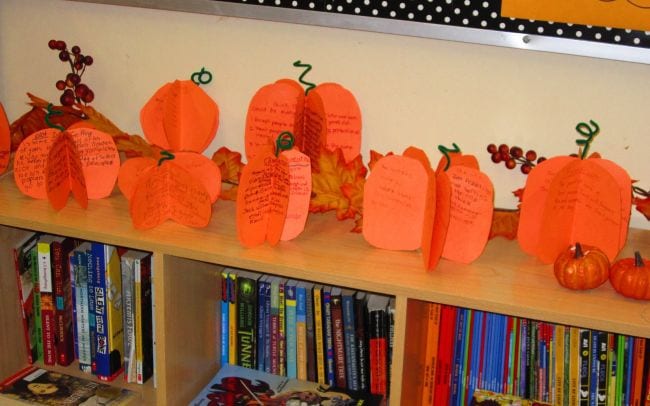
[609,251,650,300]
[553,242,610,290]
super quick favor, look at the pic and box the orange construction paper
[236,151,290,248]
[423,170,452,271]
[303,83,362,164]
[140,80,219,152]
[537,159,625,263]
[435,152,479,173]
[244,79,305,162]
[172,152,222,203]
[13,129,61,198]
[442,165,494,264]
[501,0,650,32]
[46,132,88,210]
[280,148,312,241]
[117,157,157,200]
[591,158,632,250]
[517,156,574,256]
[129,162,212,230]
[0,103,10,174]
[69,128,120,199]
[363,152,430,250]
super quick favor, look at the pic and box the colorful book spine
[278,278,287,376]
[295,282,308,381]
[262,276,272,373]
[579,328,591,406]
[235,269,259,369]
[220,269,229,367]
[73,245,91,373]
[596,331,608,406]
[330,287,347,389]
[37,235,63,366]
[303,281,316,382]
[450,307,467,405]
[555,324,566,406]
[285,280,298,379]
[120,251,138,383]
[367,293,389,397]
[52,238,76,366]
[85,244,97,374]
[135,252,154,384]
[354,291,369,392]
[313,284,326,385]
[12,233,38,364]
[269,276,280,375]
[255,275,268,372]
[631,337,645,406]
[228,271,237,366]
[341,288,358,391]
[434,304,457,406]
[322,286,336,386]
[422,302,442,406]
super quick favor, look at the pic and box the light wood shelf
[1,174,649,404]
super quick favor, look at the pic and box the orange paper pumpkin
[0,102,10,174]
[518,155,632,264]
[13,127,119,210]
[236,148,290,247]
[280,148,312,241]
[609,251,650,300]
[553,243,610,290]
[245,79,361,165]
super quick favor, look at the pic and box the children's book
[12,231,39,364]
[470,389,552,406]
[188,364,383,406]
[37,235,65,366]
[0,366,136,405]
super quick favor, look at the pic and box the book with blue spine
[255,274,269,371]
[341,288,358,391]
[302,281,316,382]
[262,276,272,373]
[589,330,600,406]
[450,307,466,406]
[322,286,335,386]
[285,280,298,379]
[278,277,287,376]
[72,243,92,373]
[295,281,308,381]
[596,331,608,406]
[220,269,230,367]
[269,276,281,375]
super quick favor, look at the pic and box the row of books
[407,300,650,406]
[219,267,395,399]
[12,232,154,384]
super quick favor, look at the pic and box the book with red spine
[51,237,78,366]
[12,232,39,365]
[367,293,390,398]
[330,287,347,389]
[434,304,457,405]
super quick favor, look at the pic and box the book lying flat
[189,363,384,406]
[0,366,137,405]
[470,389,552,406]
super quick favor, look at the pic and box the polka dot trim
[220,0,649,48]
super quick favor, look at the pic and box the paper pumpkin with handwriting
[281,148,312,241]
[245,79,361,164]
[13,128,119,210]
[363,147,434,251]
[236,149,291,247]
[517,154,631,263]
[422,168,452,271]
[440,153,495,264]
[0,103,10,174]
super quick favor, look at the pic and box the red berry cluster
[48,39,94,106]
[487,143,546,174]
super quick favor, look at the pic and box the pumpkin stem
[158,150,175,166]
[437,143,461,171]
[45,103,65,131]
[574,242,584,259]
[635,251,645,267]
[575,120,599,160]
[275,131,295,157]
[293,60,316,95]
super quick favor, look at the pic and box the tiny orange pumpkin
[553,242,610,290]
[609,251,650,300]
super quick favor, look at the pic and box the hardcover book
[51,237,78,366]
[234,269,261,370]
[354,290,369,393]
[188,363,383,406]
[37,235,65,366]
[12,232,39,364]
[366,293,389,398]
[0,366,136,405]
[330,286,347,389]
[341,288,358,391]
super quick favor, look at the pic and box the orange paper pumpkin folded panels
[0,103,10,174]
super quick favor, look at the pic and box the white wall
[1,0,649,228]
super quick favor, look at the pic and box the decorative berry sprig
[48,39,94,106]
[486,143,546,174]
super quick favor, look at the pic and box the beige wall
[1,0,648,228]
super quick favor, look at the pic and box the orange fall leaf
[211,146,244,184]
[489,208,520,240]
[634,196,650,221]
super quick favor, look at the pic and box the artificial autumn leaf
[211,146,244,184]
[310,148,367,227]
[489,209,520,240]
[513,187,525,204]
[634,196,650,221]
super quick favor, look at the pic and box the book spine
[354,292,369,392]
[137,255,154,384]
[450,307,466,405]
[13,237,37,364]
[99,244,124,381]
[296,284,307,381]
[305,284,316,382]
[220,270,229,367]
[631,337,646,406]
[589,330,600,406]
[278,280,286,376]
[256,276,266,371]
[91,243,111,379]
[263,279,271,373]
[74,249,91,373]
[368,304,387,397]
[228,272,237,366]
[86,247,97,374]
[313,286,326,385]
[270,278,280,374]
[236,274,257,369]
[331,291,346,389]
[555,324,566,406]
[434,305,456,406]
[579,329,591,406]
[607,333,617,406]
[37,240,56,366]
[597,331,609,405]
[134,257,143,383]
[422,303,442,406]
[323,287,335,386]
[285,283,297,379]
[69,252,78,362]
[52,239,75,366]
[121,256,136,382]
[341,292,358,391]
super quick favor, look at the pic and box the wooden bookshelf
[0,174,648,404]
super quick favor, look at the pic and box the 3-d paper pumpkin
[517,154,632,263]
[13,127,120,210]
[363,147,435,251]
[245,79,361,165]
[118,79,221,229]
[0,102,10,174]
[236,147,291,247]
[280,148,312,241]
[437,152,495,264]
